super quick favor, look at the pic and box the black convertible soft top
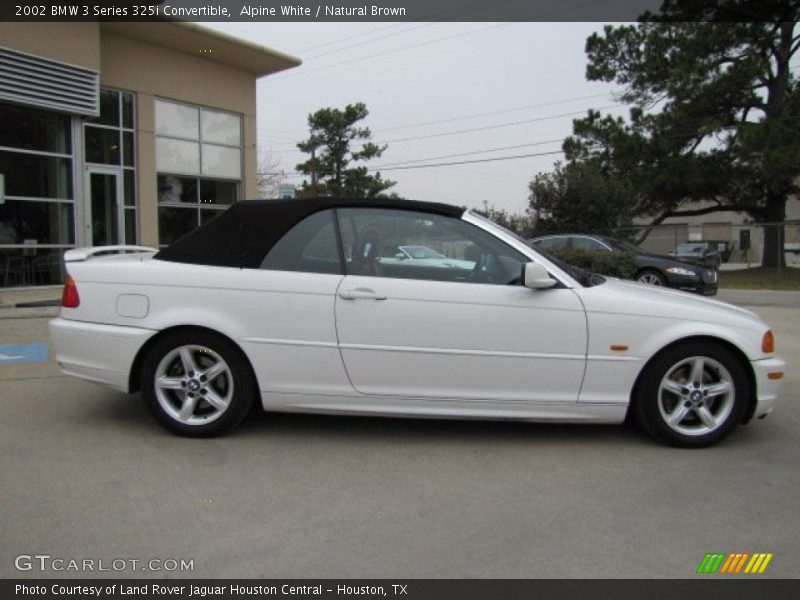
[155,197,465,268]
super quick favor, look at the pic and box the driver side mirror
[522,262,557,289]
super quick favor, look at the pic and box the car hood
[574,277,764,330]
[649,250,719,268]
[635,250,708,268]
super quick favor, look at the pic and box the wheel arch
[128,325,258,395]
[628,334,758,424]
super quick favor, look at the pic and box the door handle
[338,288,387,301]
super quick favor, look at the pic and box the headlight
[665,267,697,276]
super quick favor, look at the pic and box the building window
[0,101,74,287]
[154,99,242,245]
[157,175,238,245]
[83,89,137,245]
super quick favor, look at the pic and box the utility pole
[311,147,317,190]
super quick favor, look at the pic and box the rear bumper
[49,317,156,392]
[750,356,786,419]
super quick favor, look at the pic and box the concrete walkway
[716,289,800,308]
[0,286,61,319]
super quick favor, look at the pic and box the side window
[534,237,568,251]
[336,208,528,285]
[260,209,342,274]
[573,237,610,252]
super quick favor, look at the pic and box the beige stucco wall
[633,197,800,261]
[0,22,101,70]
[98,30,258,247]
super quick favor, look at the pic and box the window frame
[157,175,240,247]
[0,100,76,284]
[335,207,528,286]
[154,97,243,179]
[259,209,345,275]
[82,88,138,245]
[255,207,530,283]
[154,97,243,247]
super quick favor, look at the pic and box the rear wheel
[635,342,748,447]
[141,330,255,436]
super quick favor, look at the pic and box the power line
[303,23,436,61]
[375,94,613,132]
[368,109,800,172]
[290,0,516,55]
[301,0,526,60]
[255,92,614,140]
[374,139,564,168]
[382,104,622,143]
[268,23,514,81]
[291,23,409,54]
[267,0,615,82]
[256,101,625,149]
[369,150,565,171]
[264,106,800,184]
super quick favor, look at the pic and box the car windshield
[469,210,606,287]
[400,245,446,259]
[675,244,704,253]
[468,210,532,246]
[606,238,642,254]
[536,249,605,288]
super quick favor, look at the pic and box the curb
[0,306,60,319]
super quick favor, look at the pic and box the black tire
[637,269,667,286]
[635,341,749,447]
[140,330,255,437]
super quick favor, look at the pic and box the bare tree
[257,151,287,198]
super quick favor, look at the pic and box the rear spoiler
[64,245,158,263]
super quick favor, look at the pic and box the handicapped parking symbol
[0,343,48,364]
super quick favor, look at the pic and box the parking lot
[0,294,798,579]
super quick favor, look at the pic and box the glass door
[85,167,123,246]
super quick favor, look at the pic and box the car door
[334,208,588,404]
[243,209,352,396]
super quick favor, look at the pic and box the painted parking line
[0,343,48,364]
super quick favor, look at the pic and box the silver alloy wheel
[638,272,663,285]
[657,355,735,437]
[154,345,234,426]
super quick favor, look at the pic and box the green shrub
[545,247,637,280]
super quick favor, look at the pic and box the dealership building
[0,22,299,287]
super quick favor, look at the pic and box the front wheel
[141,330,255,436]
[635,342,749,447]
[637,269,666,286]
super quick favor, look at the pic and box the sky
[205,22,629,213]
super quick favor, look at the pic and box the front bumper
[750,356,786,420]
[50,317,156,392]
[665,269,718,296]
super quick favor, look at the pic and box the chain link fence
[618,221,800,269]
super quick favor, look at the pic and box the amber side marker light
[767,372,784,380]
[61,274,80,308]
[610,345,629,352]
[762,330,775,353]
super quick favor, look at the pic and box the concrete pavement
[0,301,797,579]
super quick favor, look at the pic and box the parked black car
[670,241,727,266]
[530,234,718,296]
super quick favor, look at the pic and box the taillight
[762,330,774,353]
[61,274,80,308]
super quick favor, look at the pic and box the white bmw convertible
[50,198,785,446]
